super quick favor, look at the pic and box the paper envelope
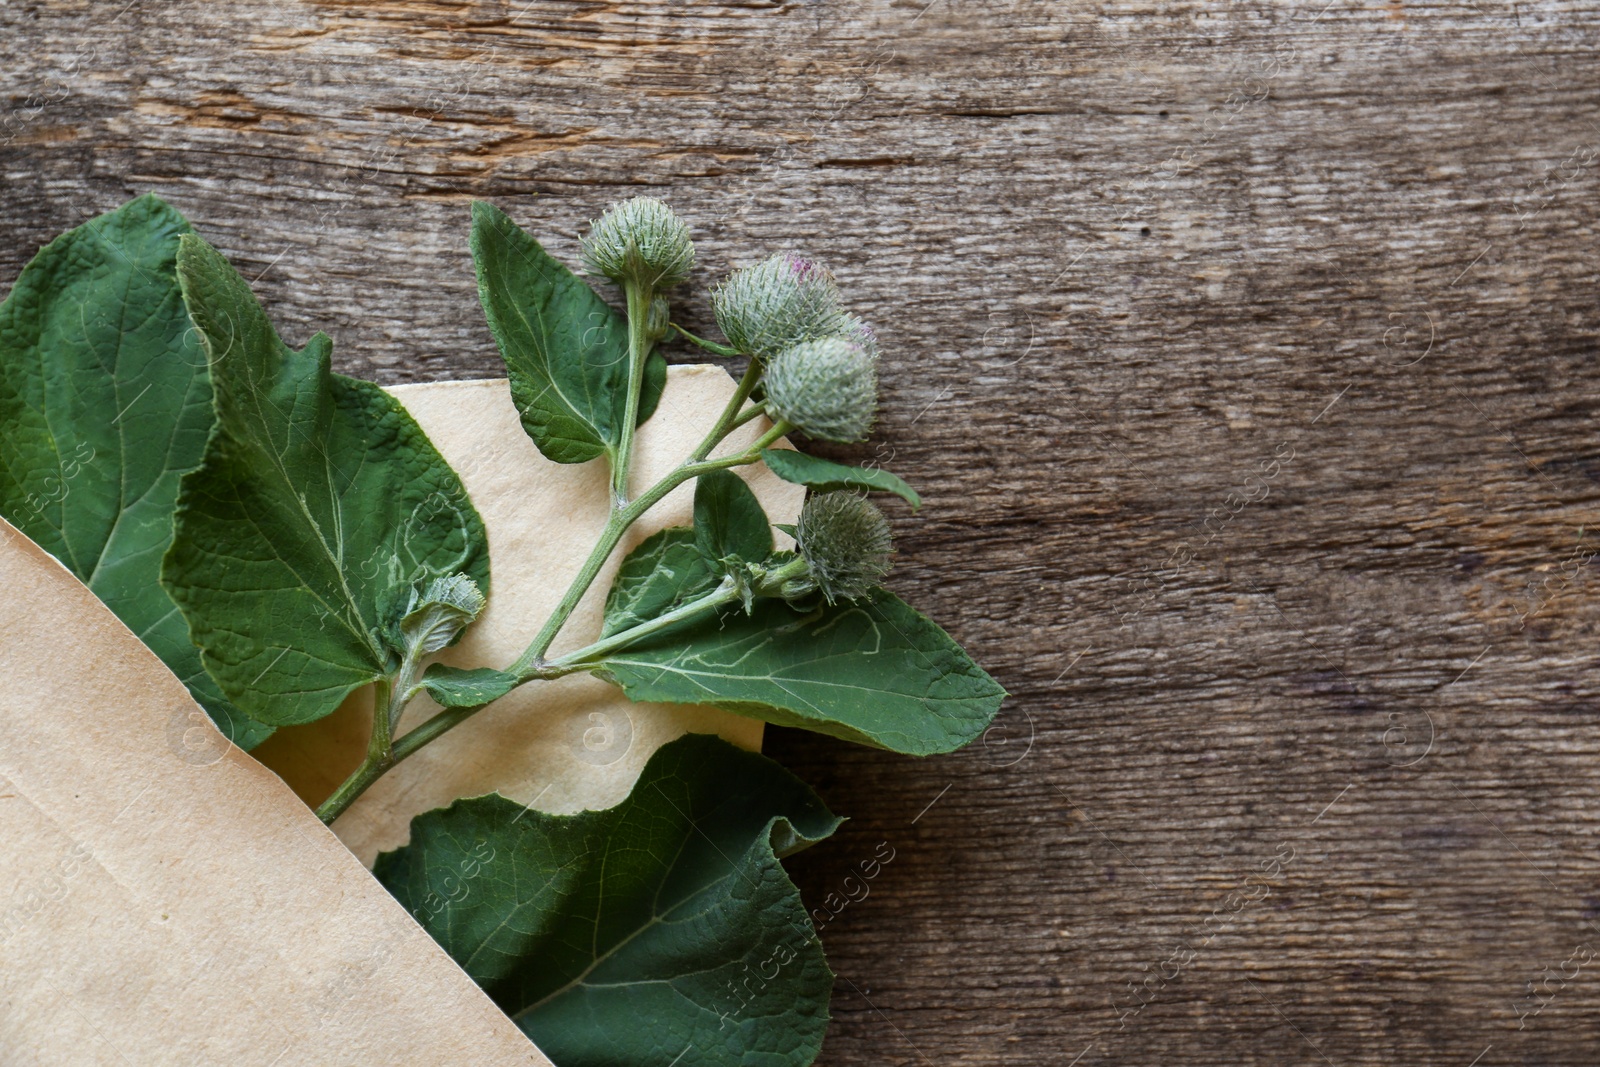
[0,365,801,1064]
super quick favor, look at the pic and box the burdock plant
[764,335,881,442]
[791,490,895,604]
[710,252,846,357]
[0,193,1004,1067]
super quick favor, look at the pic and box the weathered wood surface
[6,1,1600,1063]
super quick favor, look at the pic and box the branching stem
[330,548,806,819]
[314,394,792,824]
[730,398,769,430]
[509,418,788,674]
[315,641,429,823]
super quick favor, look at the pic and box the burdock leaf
[761,448,921,509]
[419,664,519,709]
[374,733,840,1067]
[0,195,269,748]
[601,527,719,639]
[693,469,773,563]
[470,201,666,464]
[598,591,1004,755]
[160,235,489,727]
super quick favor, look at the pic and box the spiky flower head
[764,334,879,443]
[711,253,848,358]
[792,491,893,604]
[838,312,879,360]
[400,573,486,655]
[580,197,694,290]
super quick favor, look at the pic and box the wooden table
[6,2,1599,1063]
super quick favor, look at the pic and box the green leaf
[601,527,719,639]
[160,235,489,727]
[598,591,1005,755]
[469,201,666,464]
[693,469,773,563]
[761,448,921,509]
[419,664,519,709]
[0,195,270,749]
[374,733,839,1067]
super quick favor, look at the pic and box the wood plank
[5,0,1600,1062]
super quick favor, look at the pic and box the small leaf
[598,591,1005,755]
[469,201,665,465]
[419,664,519,709]
[401,573,486,655]
[0,195,269,749]
[693,469,773,563]
[601,527,719,639]
[761,448,921,509]
[161,235,489,727]
[374,733,840,1067]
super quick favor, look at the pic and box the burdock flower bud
[838,312,879,359]
[711,252,847,358]
[580,197,694,290]
[764,334,879,443]
[792,491,893,605]
[400,574,486,655]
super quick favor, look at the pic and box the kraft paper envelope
[0,364,800,1064]
[0,516,547,1065]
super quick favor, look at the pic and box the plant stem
[511,339,762,673]
[317,676,396,824]
[730,398,769,431]
[552,555,809,670]
[509,418,789,676]
[368,675,396,762]
[314,648,423,824]
[316,750,389,824]
[610,280,653,508]
[386,660,572,770]
[552,577,740,670]
[389,555,809,782]
[689,357,763,464]
[314,401,794,822]
[672,323,740,357]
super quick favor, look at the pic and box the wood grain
[5,1,1600,1063]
